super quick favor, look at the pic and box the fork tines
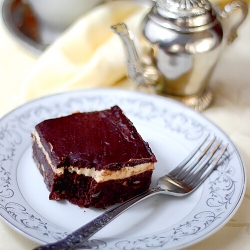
[169,134,228,189]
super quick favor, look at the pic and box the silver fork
[34,134,228,250]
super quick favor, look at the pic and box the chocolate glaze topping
[35,106,156,171]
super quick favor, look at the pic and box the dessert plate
[0,89,245,249]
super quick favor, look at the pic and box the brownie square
[32,105,157,208]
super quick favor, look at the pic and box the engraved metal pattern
[169,88,213,112]
[151,0,217,28]
[156,0,211,12]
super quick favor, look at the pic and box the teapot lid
[149,0,218,32]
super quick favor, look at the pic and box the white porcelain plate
[0,89,245,249]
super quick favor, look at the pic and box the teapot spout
[111,23,147,87]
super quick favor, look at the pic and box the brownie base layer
[33,140,153,208]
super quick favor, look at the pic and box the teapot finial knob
[151,0,217,31]
[156,0,212,11]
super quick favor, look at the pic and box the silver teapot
[111,0,248,111]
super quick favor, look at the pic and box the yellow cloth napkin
[20,1,149,103]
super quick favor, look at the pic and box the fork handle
[34,188,160,250]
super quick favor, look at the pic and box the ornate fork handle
[34,135,226,250]
[34,188,160,250]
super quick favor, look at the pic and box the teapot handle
[219,1,248,44]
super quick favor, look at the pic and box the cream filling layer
[32,130,155,183]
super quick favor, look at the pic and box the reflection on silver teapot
[111,0,248,111]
